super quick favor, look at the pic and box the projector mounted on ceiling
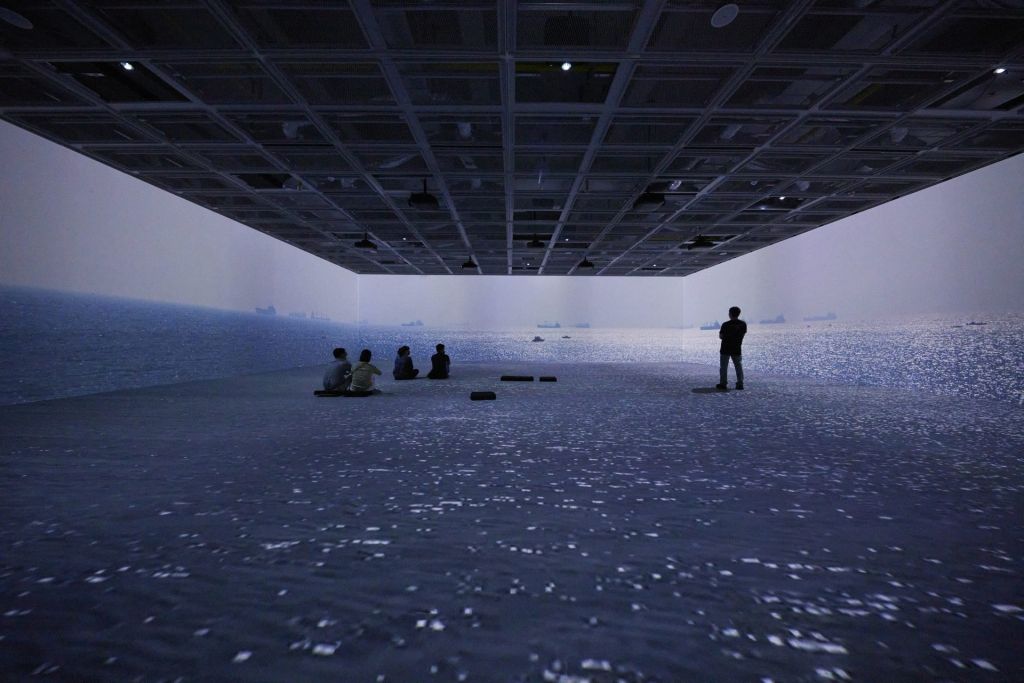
[684,235,718,250]
[632,192,666,212]
[408,179,439,210]
[354,233,377,250]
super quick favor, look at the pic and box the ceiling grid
[0,0,1021,276]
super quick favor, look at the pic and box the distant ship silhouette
[401,319,424,327]
[255,305,276,315]
[760,314,786,324]
[803,312,837,322]
[537,321,561,329]
[700,321,720,330]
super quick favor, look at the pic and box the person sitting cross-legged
[392,345,419,380]
[427,343,451,379]
[322,347,352,392]
[350,349,383,393]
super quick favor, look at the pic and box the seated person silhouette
[427,343,451,379]
[322,347,352,392]
[349,349,382,393]
[392,345,419,380]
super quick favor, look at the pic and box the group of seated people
[323,344,450,393]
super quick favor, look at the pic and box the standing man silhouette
[717,306,746,390]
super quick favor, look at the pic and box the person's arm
[371,364,382,376]
[719,323,725,340]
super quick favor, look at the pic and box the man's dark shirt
[428,352,450,379]
[719,319,747,356]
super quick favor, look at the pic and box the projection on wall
[2,3,1023,679]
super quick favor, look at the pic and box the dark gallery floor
[1,362,1022,681]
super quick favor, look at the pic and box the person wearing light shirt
[349,349,383,393]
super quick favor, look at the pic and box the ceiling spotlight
[577,258,594,269]
[710,3,739,29]
[561,61,572,71]
[0,7,33,29]
[354,233,377,250]
[462,258,477,269]
[120,61,134,71]
[778,196,786,200]
[994,67,1006,74]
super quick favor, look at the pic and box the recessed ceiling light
[710,3,739,29]
[779,196,786,200]
[561,61,572,71]
[994,67,1007,74]
[120,61,134,71]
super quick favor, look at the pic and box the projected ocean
[1,286,1022,406]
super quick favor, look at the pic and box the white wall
[0,121,358,320]
[357,274,685,328]
[3,119,1022,329]
[682,152,1024,324]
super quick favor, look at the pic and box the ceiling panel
[0,0,1021,276]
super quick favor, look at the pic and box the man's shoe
[735,384,744,390]
[715,384,728,391]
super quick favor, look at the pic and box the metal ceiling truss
[1,1,1022,277]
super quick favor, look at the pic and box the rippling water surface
[2,286,1021,405]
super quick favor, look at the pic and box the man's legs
[719,353,729,388]
[733,355,744,388]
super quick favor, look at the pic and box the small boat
[699,321,720,331]
[532,336,545,342]
[760,314,786,324]
[561,335,571,339]
[966,321,988,326]
[255,305,276,315]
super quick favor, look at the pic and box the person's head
[397,345,410,357]
[728,306,741,319]
[436,343,445,353]
[332,347,347,360]
[359,349,372,362]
